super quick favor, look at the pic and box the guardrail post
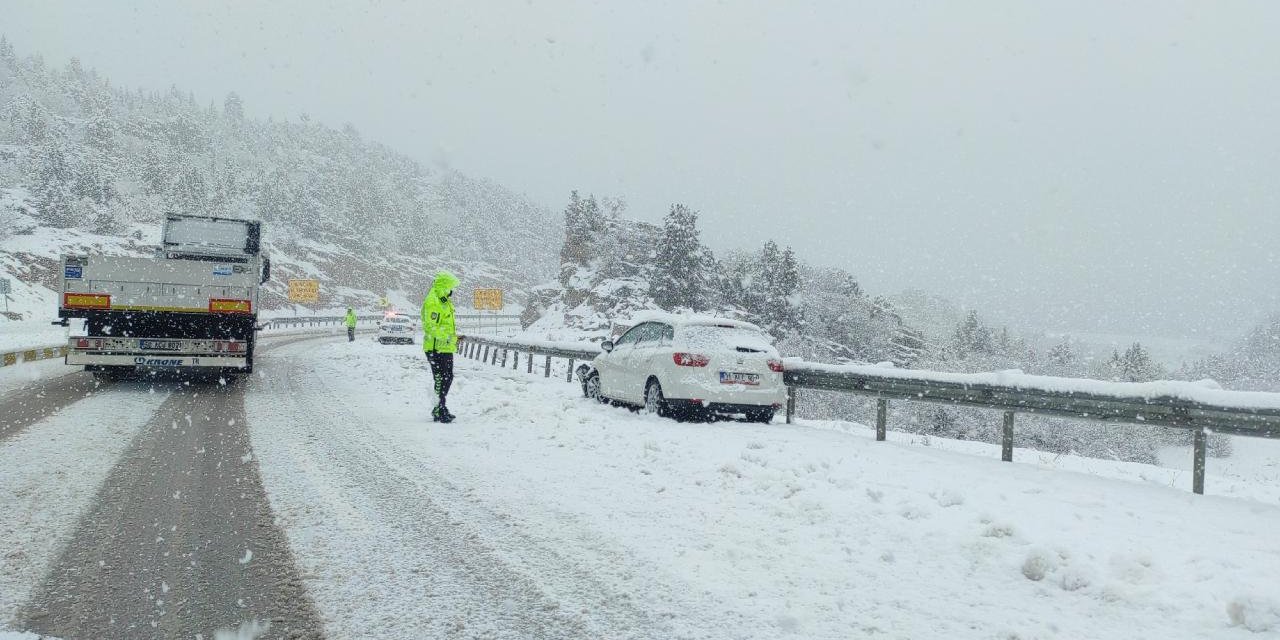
[501,349,508,368]
[527,353,534,374]
[544,355,552,378]
[566,358,575,382]
[482,345,490,362]
[1193,428,1206,495]
[785,386,796,424]
[1002,411,1015,462]
[512,351,519,370]
[876,398,888,441]
[491,347,500,366]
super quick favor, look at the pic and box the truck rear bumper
[67,353,248,368]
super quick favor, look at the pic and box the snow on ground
[0,357,74,397]
[246,337,1280,639]
[0,384,171,631]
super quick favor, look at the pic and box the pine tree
[32,147,75,227]
[224,92,245,122]
[1119,342,1161,382]
[951,310,983,359]
[1046,336,1078,374]
[559,191,593,287]
[85,113,116,156]
[171,167,208,214]
[0,36,16,63]
[652,203,705,311]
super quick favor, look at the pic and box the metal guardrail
[260,314,385,330]
[459,334,1280,495]
[263,313,520,334]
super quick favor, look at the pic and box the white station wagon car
[580,314,786,422]
[377,314,416,345]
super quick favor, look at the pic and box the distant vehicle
[579,314,785,423]
[56,215,270,380]
[377,314,416,345]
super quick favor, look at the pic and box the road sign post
[1,277,9,313]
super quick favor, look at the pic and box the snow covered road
[246,338,1280,639]
[2,334,1279,639]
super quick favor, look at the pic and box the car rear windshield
[680,325,773,353]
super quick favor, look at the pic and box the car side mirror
[601,340,614,353]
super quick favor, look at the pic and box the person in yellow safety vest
[422,270,461,423]
[344,307,357,342]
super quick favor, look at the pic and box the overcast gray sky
[5,0,1278,343]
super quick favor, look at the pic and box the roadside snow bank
[246,338,1280,639]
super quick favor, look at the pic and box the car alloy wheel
[584,373,604,401]
[645,380,666,417]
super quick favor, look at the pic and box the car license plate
[720,371,760,385]
[139,339,182,351]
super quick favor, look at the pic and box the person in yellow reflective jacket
[422,270,461,423]
[344,307,357,342]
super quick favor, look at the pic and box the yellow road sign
[472,288,504,311]
[288,279,320,303]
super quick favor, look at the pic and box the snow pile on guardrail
[785,359,1280,411]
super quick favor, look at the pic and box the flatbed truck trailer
[56,215,270,380]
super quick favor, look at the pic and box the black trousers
[347,327,355,341]
[426,352,454,408]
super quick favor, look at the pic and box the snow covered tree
[559,191,605,287]
[651,203,706,311]
[1098,342,1163,382]
[85,112,116,156]
[224,92,245,122]
[1045,337,1080,375]
[31,146,75,226]
[951,311,989,359]
[170,166,208,214]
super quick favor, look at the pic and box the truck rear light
[768,359,784,372]
[212,340,247,353]
[74,338,103,349]
[673,353,710,367]
[209,299,252,314]
[64,293,111,309]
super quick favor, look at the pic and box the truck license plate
[139,339,182,351]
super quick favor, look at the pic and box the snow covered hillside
[0,41,556,322]
[238,336,1280,638]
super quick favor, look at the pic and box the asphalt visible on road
[14,337,328,639]
[0,372,106,443]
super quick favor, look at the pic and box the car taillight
[768,359,784,372]
[75,338,103,349]
[673,353,709,367]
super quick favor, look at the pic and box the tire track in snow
[0,372,109,443]
[246,343,673,639]
[0,383,170,631]
[16,382,323,640]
